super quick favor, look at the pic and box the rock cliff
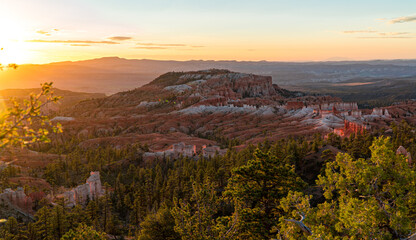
[0,187,32,213]
[61,171,104,207]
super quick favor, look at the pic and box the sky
[0,0,416,64]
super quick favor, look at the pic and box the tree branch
[284,212,312,235]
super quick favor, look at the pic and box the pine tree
[225,149,305,239]
[172,180,220,239]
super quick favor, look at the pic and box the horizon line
[13,56,416,66]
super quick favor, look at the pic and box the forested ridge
[0,121,416,239]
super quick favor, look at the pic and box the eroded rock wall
[0,187,33,213]
[62,171,104,207]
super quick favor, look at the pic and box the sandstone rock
[61,69,406,152]
[201,145,227,158]
[315,102,358,111]
[136,101,159,108]
[144,142,197,159]
[333,120,368,137]
[321,114,344,129]
[350,110,362,118]
[178,105,256,115]
[172,142,196,157]
[61,171,104,207]
[292,107,314,118]
[0,187,33,213]
[254,106,276,116]
[286,101,304,110]
[371,108,391,118]
[164,84,192,93]
[187,79,206,86]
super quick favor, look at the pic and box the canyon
[2,68,416,226]
[0,171,103,219]
[59,171,104,207]
[47,69,413,156]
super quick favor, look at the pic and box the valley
[3,1,416,238]
[1,68,416,239]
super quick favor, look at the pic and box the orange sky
[1,1,416,65]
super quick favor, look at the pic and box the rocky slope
[52,69,415,157]
[67,69,303,117]
[54,70,340,151]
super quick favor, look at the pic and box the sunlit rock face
[202,73,278,98]
[143,142,197,159]
[309,102,358,112]
[62,171,104,207]
[371,108,391,118]
[0,187,33,213]
[143,142,229,160]
[164,71,282,103]
[61,69,416,154]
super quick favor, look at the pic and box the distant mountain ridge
[1,57,416,94]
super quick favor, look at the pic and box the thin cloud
[70,44,91,47]
[36,29,60,36]
[26,39,119,44]
[135,42,205,49]
[357,36,415,39]
[342,30,413,38]
[137,42,187,47]
[134,46,168,50]
[378,32,410,36]
[108,36,132,41]
[390,15,416,24]
[343,30,378,34]
[36,30,51,36]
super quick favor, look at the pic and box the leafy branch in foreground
[0,82,62,148]
[279,137,416,240]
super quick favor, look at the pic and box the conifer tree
[225,149,305,239]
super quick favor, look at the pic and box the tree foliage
[314,137,416,239]
[2,112,416,240]
[0,82,62,148]
[225,149,305,239]
[60,224,106,240]
[278,136,416,239]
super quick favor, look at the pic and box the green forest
[0,120,415,239]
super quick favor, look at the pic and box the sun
[0,21,32,66]
[0,42,30,66]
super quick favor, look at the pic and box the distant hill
[1,57,416,94]
[288,77,416,108]
[59,69,340,150]
[0,57,416,94]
